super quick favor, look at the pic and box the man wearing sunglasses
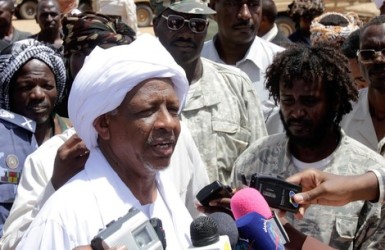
[152,0,267,185]
[341,15,385,155]
[201,0,284,122]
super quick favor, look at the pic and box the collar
[261,24,279,42]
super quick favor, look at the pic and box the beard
[279,110,336,149]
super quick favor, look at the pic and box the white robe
[16,148,192,249]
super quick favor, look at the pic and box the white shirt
[261,23,279,42]
[16,148,192,249]
[201,36,284,119]
[1,122,208,249]
[341,87,385,153]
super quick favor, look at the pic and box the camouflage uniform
[181,58,267,184]
[232,130,385,249]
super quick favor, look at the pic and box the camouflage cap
[151,0,216,17]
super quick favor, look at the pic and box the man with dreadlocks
[0,39,70,237]
[231,45,385,249]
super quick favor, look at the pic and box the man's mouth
[151,141,174,157]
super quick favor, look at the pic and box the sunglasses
[357,49,385,64]
[161,14,209,33]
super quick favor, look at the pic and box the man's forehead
[361,24,385,42]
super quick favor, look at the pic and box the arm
[286,168,380,215]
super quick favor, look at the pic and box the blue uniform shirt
[0,109,38,233]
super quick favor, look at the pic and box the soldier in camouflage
[231,44,385,249]
[152,0,267,184]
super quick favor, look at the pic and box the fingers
[57,134,89,160]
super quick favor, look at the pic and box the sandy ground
[12,17,154,35]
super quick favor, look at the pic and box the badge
[6,154,19,169]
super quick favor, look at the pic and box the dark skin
[35,0,62,47]
[209,0,262,65]
[153,9,208,84]
[359,23,385,141]
[279,78,339,162]
[10,59,58,146]
[0,0,14,39]
[51,133,89,190]
[94,78,181,204]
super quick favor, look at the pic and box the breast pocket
[212,121,251,176]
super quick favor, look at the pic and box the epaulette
[0,109,36,133]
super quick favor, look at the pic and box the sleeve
[182,123,210,219]
[16,217,74,250]
[0,134,68,249]
[0,153,51,249]
[369,169,385,204]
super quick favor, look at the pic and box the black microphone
[188,216,232,249]
[150,218,166,249]
[208,212,239,249]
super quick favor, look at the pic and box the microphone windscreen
[236,212,282,250]
[208,212,239,248]
[190,216,220,247]
[230,187,272,220]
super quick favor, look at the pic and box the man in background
[0,0,31,43]
[30,0,63,50]
[258,0,292,47]
[201,0,284,121]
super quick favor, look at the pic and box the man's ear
[93,114,111,140]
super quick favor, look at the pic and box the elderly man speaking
[16,34,192,249]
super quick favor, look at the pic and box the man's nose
[30,86,45,100]
[290,105,306,119]
[154,107,179,131]
[238,4,252,20]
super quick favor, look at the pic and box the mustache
[286,118,313,127]
[147,130,177,145]
[233,20,254,28]
[171,37,197,48]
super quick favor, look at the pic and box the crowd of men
[1,0,385,248]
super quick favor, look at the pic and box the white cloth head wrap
[68,34,189,149]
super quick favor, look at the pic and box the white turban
[68,34,189,149]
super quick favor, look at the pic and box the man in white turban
[16,34,193,249]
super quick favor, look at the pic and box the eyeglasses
[161,14,209,33]
[357,49,385,64]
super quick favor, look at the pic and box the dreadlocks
[265,44,358,126]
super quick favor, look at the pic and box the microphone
[230,188,288,250]
[208,212,239,249]
[188,216,232,250]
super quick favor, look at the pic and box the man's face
[0,2,13,36]
[359,24,385,92]
[154,9,208,65]
[10,59,57,124]
[102,78,181,172]
[36,1,61,33]
[212,0,261,45]
[279,78,334,147]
